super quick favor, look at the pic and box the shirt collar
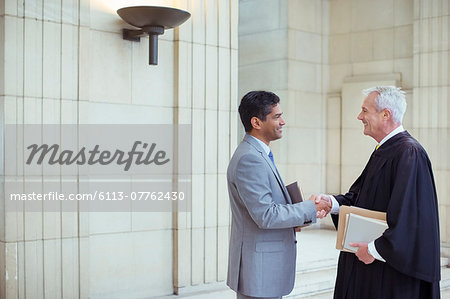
[378,125,405,147]
[248,135,271,155]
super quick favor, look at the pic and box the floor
[168,227,450,299]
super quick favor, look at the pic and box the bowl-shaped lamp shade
[117,6,191,65]
[117,6,191,29]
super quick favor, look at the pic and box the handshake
[308,194,332,219]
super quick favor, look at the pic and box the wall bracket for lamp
[117,6,191,65]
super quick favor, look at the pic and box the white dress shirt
[248,135,271,156]
[329,125,405,262]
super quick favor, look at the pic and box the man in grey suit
[227,91,330,299]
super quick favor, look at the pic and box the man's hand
[309,194,331,218]
[349,242,375,264]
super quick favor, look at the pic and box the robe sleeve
[374,146,441,283]
[331,172,365,229]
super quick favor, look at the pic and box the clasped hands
[308,194,332,219]
[294,194,332,232]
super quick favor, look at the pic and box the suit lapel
[243,135,292,204]
[260,151,292,204]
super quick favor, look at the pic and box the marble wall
[327,0,415,194]
[0,0,238,297]
[1,0,448,297]
[326,0,449,246]
[239,0,449,245]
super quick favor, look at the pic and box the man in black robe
[315,86,441,298]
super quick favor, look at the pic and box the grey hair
[362,86,407,124]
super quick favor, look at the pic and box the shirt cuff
[330,195,340,214]
[368,241,386,262]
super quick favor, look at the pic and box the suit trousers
[236,292,282,299]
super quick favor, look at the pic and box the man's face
[259,104,285,142]
[357,92,385,142]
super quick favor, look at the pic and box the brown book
[286,181,311,227]
[286,181,304,204]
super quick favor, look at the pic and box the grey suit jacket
[226,134,317,297]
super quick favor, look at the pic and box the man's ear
[251,117,261,130]
[382,108,392,120]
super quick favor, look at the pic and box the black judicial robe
[331,131,441,299]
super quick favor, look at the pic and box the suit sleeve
[234,153,317,229]
[374,147,440,282]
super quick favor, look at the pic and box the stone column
[239,0,330,197]
[412,0,450,253]
[172,0,239,294]
[0,0,89,297]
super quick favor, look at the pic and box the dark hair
[238,91,280,132]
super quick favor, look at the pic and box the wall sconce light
[117,6,191,65]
